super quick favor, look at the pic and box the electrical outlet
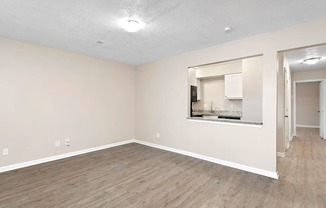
[156,132,160,139]
[55,140,60,147]
[65,138,70,146]
[3,148,9,156]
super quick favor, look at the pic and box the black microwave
[191,85,197,102]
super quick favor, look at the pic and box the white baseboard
[277,152,286,157]
[0,139,135,173]
[296,125,320,128]
[134,140,278,179]
[0,139,279,180]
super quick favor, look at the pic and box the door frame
[293,79,324,137]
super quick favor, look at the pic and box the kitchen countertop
[192,110,242,117]
[189,110,262,125]
[187,116,263,125]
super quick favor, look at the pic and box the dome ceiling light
[302,57,322,65]
[224,27,232,32]
[119,19,143,33]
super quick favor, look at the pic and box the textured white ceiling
[1,0,326,65]
[285,44,326,72]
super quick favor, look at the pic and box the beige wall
[0,37,135,167]
[135,18,326,175]
[242,56,263,121]
[296,82,320,127]
[292,69,326,81]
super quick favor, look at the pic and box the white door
[283,67,291,149]
[319,81,324,139]
[284,68,290,146]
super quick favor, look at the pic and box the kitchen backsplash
[192,100,242,112]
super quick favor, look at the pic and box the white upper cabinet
[224,73,243,99]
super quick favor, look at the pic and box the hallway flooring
[276,127,326,207]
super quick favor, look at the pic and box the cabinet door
[225,73,243,99]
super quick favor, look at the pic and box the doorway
[277,43,326,157]
[293,80,325,138]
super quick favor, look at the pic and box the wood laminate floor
[1,127,326,207]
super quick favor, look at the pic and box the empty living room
[1,1,326,207]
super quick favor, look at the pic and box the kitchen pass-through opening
[187,55,263,125]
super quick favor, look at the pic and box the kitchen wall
[296,82,320,127]
[195,60,242,78]
[188,68,197,86]
[242,56,263,121]
[135,18,326,176]
[193,77,242,111]
[0,37,135,167]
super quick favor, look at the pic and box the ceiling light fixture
[119,19,142,33]
[224,27,232,32]
[95,40,104,45]
[302,57,322,65]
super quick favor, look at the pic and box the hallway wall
[292,69,326,81]
[296,82,320,127]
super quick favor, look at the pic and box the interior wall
[0,37,135,167]
[296,82,320,127]
[196,60,242,78]
[292,69,326,81]
[135,18,326,175]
